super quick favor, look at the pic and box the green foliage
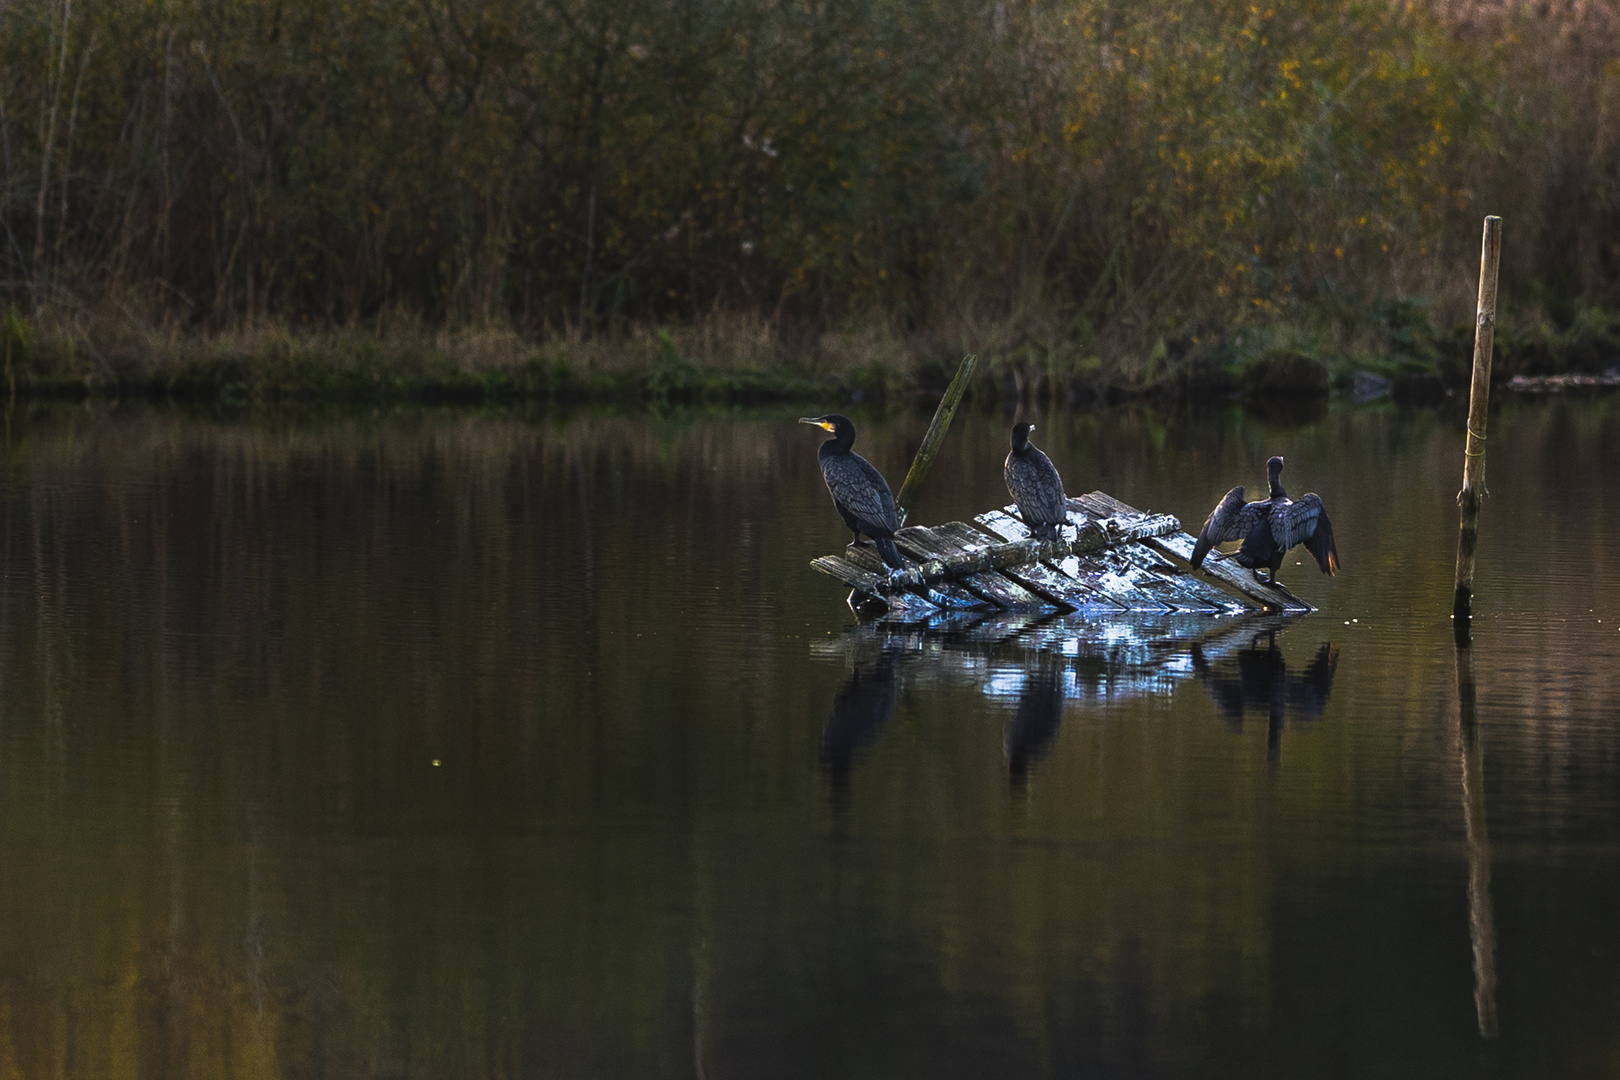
[645,332,699,401]
[1,0,1618,367]
[1,307,30,395]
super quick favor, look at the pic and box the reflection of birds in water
[1192,636,1339,755]
[1004,422,1067,540]
[1005,662,1067,785]
[799,413,906,572]
[820,648,900,793]
[1190,455,1339,585]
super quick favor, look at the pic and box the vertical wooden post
[1453,216,1502,624]
[894,353,978,520]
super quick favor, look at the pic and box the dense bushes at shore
[2,0,1618,399]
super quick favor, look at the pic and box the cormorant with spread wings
[1190,455,1338,585]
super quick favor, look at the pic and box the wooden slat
[898,525,1050,610]
[810,554,882,593]
[1144,532,1312,612]
[930,522,1060,611]
[971,511,1127,611]
[810,487,1313,616]
[826,544,942,617]
[1075,490,1146,523]
[1075,489,1310,612]
[863,530,987,609]
[1084,489,1309,610]
[976,509,1181,611]
[874,531,984,608]
[1108,544,1234,613]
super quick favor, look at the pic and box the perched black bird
[799,413,906,572]
[1190,455,1339,585]
[1004,422,1068,540]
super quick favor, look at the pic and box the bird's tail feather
[876,537,906,572]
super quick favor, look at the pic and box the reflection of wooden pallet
[811,609,1311,706]
[811,490,1310,617]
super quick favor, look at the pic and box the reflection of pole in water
[1454,643,1499,1039]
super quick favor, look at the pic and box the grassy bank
[5,305,1618,408]
[4,0,1620,378]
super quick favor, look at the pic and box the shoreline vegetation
[5,0,1620,406]
[3,310,1618,408]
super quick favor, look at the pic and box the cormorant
[799,414,906,572]
[1190,455,1339,584]
[1004,422,1067,540]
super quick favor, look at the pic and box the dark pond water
[0,392,1616,1078]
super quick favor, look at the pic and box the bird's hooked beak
[799,417,835,432]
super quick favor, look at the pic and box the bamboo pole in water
[894,353,978,520]
[1453,216,1502,624]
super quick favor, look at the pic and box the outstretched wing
[1191,487,1264,567]
[1277,493,1338,576]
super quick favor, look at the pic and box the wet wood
[1454,215,1502,622]
[932,520,1076,611]
[1078,491,1311,612]
[897,524,1050,610]
[970,510,1125,611]
[974,509,1187,612]
[821,540,937,617]
[1145,532,1310,611]
[810,487,1316,616]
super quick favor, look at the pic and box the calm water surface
[0,394,1617,1078]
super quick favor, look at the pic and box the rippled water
[0,393,1616,1077]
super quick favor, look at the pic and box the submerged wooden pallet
[811,490,1311,616]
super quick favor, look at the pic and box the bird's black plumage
[799,413,906,571]
[1190,456,1339,584]
[1004,422,1067,541]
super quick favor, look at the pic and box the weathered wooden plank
[824,545,942,617]
[1109,544,1234,613]
[810,554,880,592]
[1075,489,1311,612]
[898,525,1050,610]
[866,532,987,609]
[975,509,1188,611]
[812,496,1225,615]
[1074,490,1145,523]
[929,522,1062,611]
[816,546,989,615]
[1144,532,1312,611]
[971,510,1128,611]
